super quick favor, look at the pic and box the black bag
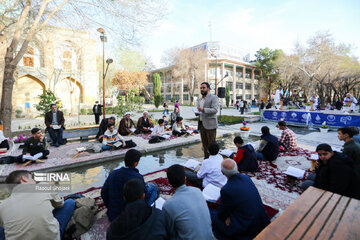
[149,136,164,144]
[124,140,137,148]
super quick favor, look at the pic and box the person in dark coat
[337,127,360,176]
[256,126,279,161]
[106,178,167,240]
[96,116,115,142]
[92,101,103,124]
[232,136,258,172]
[44,104,65,147]
[118,113,136,136]
[302,143,360,199]
[210,159,270,240]
[22,128,49,159]
[135,111,154,134]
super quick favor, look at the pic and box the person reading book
[256,126,279,161]
[102,124,126,151]
[210,159,269,240]
[149,119,168,143]
[135,111,154,134]
[118,112,136,136]
[22,128,49,160]
[232,136,258,172]
[45,104,65,147]
[172,116,187,137]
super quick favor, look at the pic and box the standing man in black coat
[93,101,103,124]
[45,104,65,147]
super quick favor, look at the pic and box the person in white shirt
[102,124,126,150]
[185,142,227,188]
[149,119,168,143]
[309,94,319,111]
[172,116,187,137]
[274,88,282,107]
[344,93,358,112]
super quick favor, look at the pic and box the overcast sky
[137,0,360,68]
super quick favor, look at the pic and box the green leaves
[35,89,61,116]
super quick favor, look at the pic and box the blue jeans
[102,141,121,151]
[53,199,76,239]
[301,173,316,190]
[146,182,160,206]
[163,109,169,115]
[48,127,64,144]
[0,199,75,240]
[256,151,266,160]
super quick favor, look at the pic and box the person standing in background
[93,101,103,124]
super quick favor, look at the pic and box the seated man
[135,111,154,134]
[232,136,258,172]
[162,115,169,130]
[172,116,187,137]
[101,149,159,222]
[96,116,116,142]
[23,128,49,159]
[337,127,360,176]
[162,164,213,239]
[349,126,360,144]
[106,178,167,240]
[210,159,270,240]
[196,142,227,188]
[45,104,65,147]
[256,126,279,161]
[301,144,360,199]
[102,124,126,151]
[278,120,297,150]
[149,119,167,143]
[118,112,136,136]
[0,170,75,240]
[0,130,9,151]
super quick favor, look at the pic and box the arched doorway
[13,74,45,115]
[56,77,84,115]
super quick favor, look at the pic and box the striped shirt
[103,129,124,145]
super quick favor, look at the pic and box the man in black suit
[45,104,65,147]
[92,101,103,124]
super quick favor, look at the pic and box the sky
[138,0,360,68]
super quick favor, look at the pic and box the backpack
[64,198,98,239]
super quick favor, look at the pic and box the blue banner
[262,110,360,127]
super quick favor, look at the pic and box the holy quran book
[284,166,305,179]
[202,183,221,202]
[183,159,200,171]
[219,149,235,158]
[23,152,43,161]
[113,142,123,148]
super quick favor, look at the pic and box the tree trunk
[0,57,17,136]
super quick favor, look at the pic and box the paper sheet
[220,149,235,158]
[52,125,61,130]
[309,154,319,160]
[202,183,221,202]
[161,134,171,139]
[113,142,123,148]
[193,107,200,114]
[155,197,166,210]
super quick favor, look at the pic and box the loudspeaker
[217,87,225,98]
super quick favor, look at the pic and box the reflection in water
[66,135,259,193]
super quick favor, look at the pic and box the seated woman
[102,124,126,150]
[172,117,187,137]
[232,136,258,172]
[301,143,360,199]
[118,112,136,136]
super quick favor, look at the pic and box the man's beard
[201,90,207,96]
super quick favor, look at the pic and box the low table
[255,186,360,239]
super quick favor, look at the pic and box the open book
[219,149,235,158]
[309,154,319,160]
[130,128,136,133]
[154,196,166,210]
[23,152,43,161]
[76,147,87,152]
[284,166,305,179]
[202,183,221,202]
[183,159,200,171]
[52,125,61,130]
[161,134,171,139]
[113,142,123,148]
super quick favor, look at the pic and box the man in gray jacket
[197,82,219,158]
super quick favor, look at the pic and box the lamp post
[97,28,107,117]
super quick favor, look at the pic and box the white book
[113,142,123,148]
[130,128,136,132]
[76,147,87,152]
[183,159,200,170]
[155,197,165,210]
[193,107,200,114]
[186,130,193,134]
[161,134,171,139]
[309,154,319,160]
[202,183,221,202]
[284,166,305,179]
[220,149,235,158]
[52,125,61,130]
[23,152,43,161]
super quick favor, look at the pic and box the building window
[226,82,233,91]
[246,94,251,100]
[167,85,171,92]
[23,46,34,67]
[236,83,243,89]
[183,84,189,92]
[245,83,251,90]
[255,84,259,90]
[166,95,172,100]
[236,94,242,99]
[208,67,216,76]
[183,94,189,101]
[236,71,243,78]
[174,95,180,101]
[62,50,72,70]
[255,74,259,80]
[245,73,251,79]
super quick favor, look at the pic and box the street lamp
[97,27,107,117]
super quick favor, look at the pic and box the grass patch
[147,109,166,112]
[188,115,244,125]
[253,112,260,115]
